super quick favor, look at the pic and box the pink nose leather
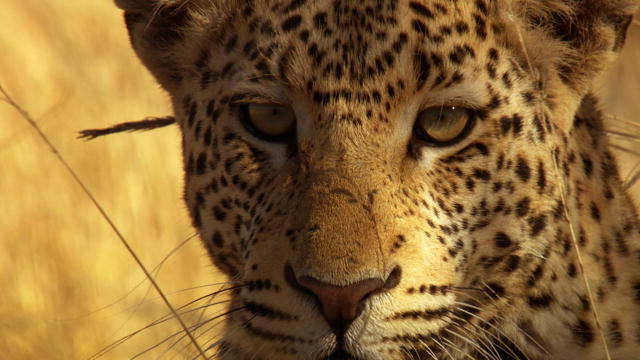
[297,276,384,336]
[286,265,402,338]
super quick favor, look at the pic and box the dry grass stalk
[0,84,208,360]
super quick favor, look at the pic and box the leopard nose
[285,265,401,338]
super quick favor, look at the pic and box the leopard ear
[511,0,638,93]
[114,0,221,91]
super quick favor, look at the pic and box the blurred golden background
[1,1,226,359]
[0,1,638,359]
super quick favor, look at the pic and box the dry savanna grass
[0,2,638,359]
[1,1,227,359]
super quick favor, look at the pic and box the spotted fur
[115,0,640,359]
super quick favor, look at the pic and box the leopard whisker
[402,341,424,360]
[99,280,231,353]
[130,307,246,360]
[612,144,640,157]
[106,283,238,323]
[448,311,530,360]
[624,163,640,189]
[146,288,241,330]
[444,326,498,360]
[452,300,547,357]
[446,315,505,360]
[164,315,229,359]
[417,339,441,360]
[58,234,201,322]
[88,293,238,360]
[442,313,507,360]
[192,284,231,336]
[204,315,258,360]
[432,336,456,360]
[439,333,476,360]
[606,129,640,141]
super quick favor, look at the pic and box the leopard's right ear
[114,0,221,91]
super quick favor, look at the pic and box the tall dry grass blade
[0,84,208,360]
[551,152,612,360]
[505,4,612,358]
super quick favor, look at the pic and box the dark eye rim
[412,107,477,147]
[237,103,296,143]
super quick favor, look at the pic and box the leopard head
[115,0,639,359]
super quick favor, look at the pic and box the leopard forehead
[184,1,510,163]
[118,0,640,359]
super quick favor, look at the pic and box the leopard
[113,0,640,359]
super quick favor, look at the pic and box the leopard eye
[239,103,296,141]
[413,106,476,146]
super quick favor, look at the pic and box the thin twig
[78,116,176,140]
[0,84,207,360]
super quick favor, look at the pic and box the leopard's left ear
[114,0,232,92]
[510,0,638,93]
[114,0,190,91]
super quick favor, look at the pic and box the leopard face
[116,0,640,359]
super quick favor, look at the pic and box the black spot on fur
[414,50,431,90]
[515,197,531,217]
[607,319,624,346]
[409,2,434,19]
[504,255,520,272]
[515,157,531,182]
[529,215,547,236]
[282,15,302,32]
[528,293,554,308]
[572,319,594,346]
[212,231,225,248]
[196,153,207,175]
[494,232,512,248]
[590,202,601,222]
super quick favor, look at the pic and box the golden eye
[413,106,476,146]
[239,103,296,141]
